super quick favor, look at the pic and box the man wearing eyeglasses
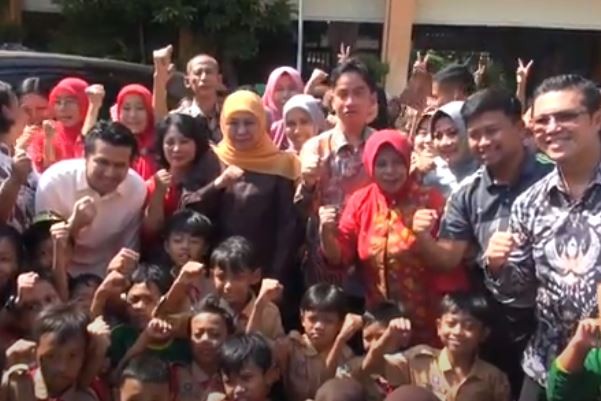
[483,75,601,401]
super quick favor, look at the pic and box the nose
[545,117,561,134]
[223,280,233,292]
[478,135,492,148]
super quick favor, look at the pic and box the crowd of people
[0,43,599,401]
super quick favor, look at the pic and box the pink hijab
[262,67,304,149]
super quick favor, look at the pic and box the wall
[22,0,59,12]
[291,0,386,23]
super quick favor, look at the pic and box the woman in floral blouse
[319,129,467,345]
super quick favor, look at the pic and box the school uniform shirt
[383,345,511,401]
[34,159,145,277]
[234,294,284,340]
[284,331,354,401]
[489,163,601,386]
[172,363,224,401]
[31,367,99,401]
[337,355,405,401]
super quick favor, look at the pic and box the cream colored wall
[292,0,386,23]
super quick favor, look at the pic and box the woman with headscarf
[319,130,467,346]
[212,90,300,281]
[283,94,326,154]
[30,77,89,172]
[262,67,304,150]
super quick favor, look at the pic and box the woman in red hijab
[115,84,156,179]
[30,77,89,172]
[319,129,467,346]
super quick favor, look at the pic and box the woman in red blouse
[319,129,467,345]
[30,77,89,172]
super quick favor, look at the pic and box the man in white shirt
[35,120,145,277]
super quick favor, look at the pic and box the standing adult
[35,121,145,277]
[432,64,475,107]
[484,75,601,400]
[283,94,326,154]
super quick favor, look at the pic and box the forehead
[38,331,85,350]
[0,237,16,253]
[122,94,145,105]
[467,110,513,131]
[128,282,159,297]
[441,311,479,323]
[188,56,219,73]
[333,72,369,91]
[533,89,585,116]
[375,145,402,160]
[90,139,132,160]
[191,311,226,329]
[433,115,456,131]
[226,111,257,121]
[286,107,311,120]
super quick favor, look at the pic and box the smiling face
[119,94,149,135]
[467,111,524,168]
[285,108,316,152]
[432,116,468,166]
[53,94,81,127]
[437,311,487,358]
[20,93,49,126]
[190,312,229,366]
[373,145,408,195]
[224,111,261,151]
[273,74,301,111]
[162,124,197,170]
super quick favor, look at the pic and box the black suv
[0,50,187,117]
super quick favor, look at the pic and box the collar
[546,161,601,195]
[238,293,257,321]
[33,367,76,401]
[288,330,320,357]
[331,125,373,154]
[192,362,211,384]
[437,348,488,381]
[75,163,126,198]
[482,148,538,190]
[191,99,219,119]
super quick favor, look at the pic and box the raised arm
[152,45,173,121]
[81,85,105,136]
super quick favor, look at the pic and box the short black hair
[33,302,90,344]
[0,80,16,134]
[330,58,377,93]
[69,273,103,294]
[300,283,347,318]
[192,294,236,335]
[363,301,406,327]
[461,88,523,126]
[155,113,210,169]
[315,378,367,401]
[210,236,258,274]
[164,209,213,241]
[130,263,172,295]
[533,74,601,114]
[84,120,139,160]
[120,353,170,386]
[433,64,475,95]
[0,224,23,269]
[219,332,273,376]
[18,76,51,99]
[439,291,491,327]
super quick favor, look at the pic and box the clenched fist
[412,209,438,236]
[484,231,515,272]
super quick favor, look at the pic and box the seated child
[314,378,366,401]
[362,291,510,401]
[119,353,171,401]
[208,332,278,401]
[338,301,411,401]
[276,283,359,401]
[2,303,102,401]
[172,294,235,401]
[547,318,601,401]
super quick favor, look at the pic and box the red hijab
[48,77,89,157]
[116,84,156,179]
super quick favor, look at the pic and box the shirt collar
[437,348,489,381]
[482,149,539,190]
[191,99,219,119]
[288,330,320,357]
[546,161,601,195]
[331,125,373,154]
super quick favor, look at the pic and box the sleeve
[547,352,601,401]
[336,193,360,267]
[491,370,512,401]
[34,169,68,218]
[383,352,411,386]
[270,177,300,280]
[263,303,285,340]
[438,187,474,241]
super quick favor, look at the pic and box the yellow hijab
[213,90,300,181]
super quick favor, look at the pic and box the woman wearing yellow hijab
[212,90,302,285]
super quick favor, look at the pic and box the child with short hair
[69,274,103,312]
[22,212,67,273]
[363,291,510,401]
[276,283,359,401]
[314,378,367,401]
[119,353,171,401]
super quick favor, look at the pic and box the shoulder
[474,358,510,382]
[39,159,81,182]
[121,169,147,197]
[513,168,556,210]
[402,344,440,361]
[346,184,377,206]
[301,129,336,155]
[449,167,485,199]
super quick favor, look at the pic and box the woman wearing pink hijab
[262,66,304,150]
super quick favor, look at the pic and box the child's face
[437,312,487,356]
[0,237,18,290]
[190,312,229,365]
[20,280,61,334]
[165,232,206,268]
[34,237,53,272]
[362,321,387,352]
[37,332,87,396]
[126,282,161,329]
[301,310,343,351]
[213,267,259,310]
[222,361,274,401]
[120,378,170,401]
[71,282,100,312]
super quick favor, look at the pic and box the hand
[337,43,351,65]
[214,165,244,189]
[50,222,70,254]
[484,231,516,272]
[257,278,283,304]
[85,84,105,109]
[516,58,534,85]
[411,153,435,175]
[87,316,111,352]
[474,53,489,87]
[15,125,36,152]
[571,319,601,351]
[97,270,129,297]
[153,45,173,72]
[69,196,97,232]
[10,150,32,185]
[301,154,320,187]
[107,248,140,275]
[338,313,363,341]
[412,51,430,77]
[154,169,172,193]
[318,206,338,233]
[142,318,174,344]
[412,209,438,236]
[175,261,205,287]
[5,339,36,367]
[42,120,56,140]
[383,318,412,349]
[309,68,329,85]
[16,272,39,304]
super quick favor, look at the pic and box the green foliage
[358,53,390,84]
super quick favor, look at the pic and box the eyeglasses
[531,108,589,132]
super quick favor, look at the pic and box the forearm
[547,354,599,401]
[153,284,188,317]
[52,255,70,302]
[320,229,342,266]
[361,337,388,375]
[81,105,101,137]
[414,235,462,271]
[516,82,527,110]
[0,177,21,224]
[42,139,56,169]
[325,335,350,379]
[556,341,590,374]
[245,299,266,334]
[293,183,316,217]
[153,73,169,121]
[142,193,166,236]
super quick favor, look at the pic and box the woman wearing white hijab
[283,94,326,154]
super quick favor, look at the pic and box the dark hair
[192,294,236,334]
[433,64,475,95]
[370,86,392,130]
[461,88,523,126]
[330,59,377,93]
[300,283,347,318]
[84,120,139,160]
[33,302,90,344]
[533,74,601,114]
[18,77,51,99]
[69,274,103,294]
[155,113,210,169]
[219,332,273,375]
[0,80,16,134]
[164,209,213,241]
[315,378,367,401]
[0,224,24,269]
[120,353,170,385]
[439,291,491,327]
[130,263,172,295]
[210,236,258,274]
[363,301,406,327]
